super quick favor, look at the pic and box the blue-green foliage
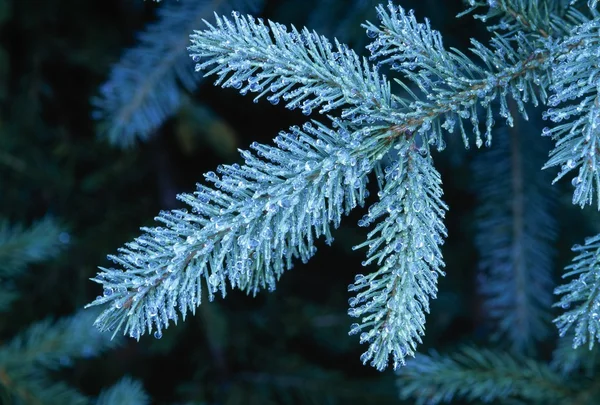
[364,2,550,149]
[552,329,600,376]
[87,0,600,375]
[0,216,64,275]
[349,143,447,370]
[92,0,263,147]
[555,235,600,349]
[0,310,121,405]
[542,18,600,209]
[0,218,144,403]
[396,346,574,405]
[462,0,584,36]
[88,118,374,339]
[0,217,65,311]
[189,13,396,121]
[473,125,556,351]
[96,376,149,405]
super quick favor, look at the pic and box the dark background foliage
[1,0,598,403]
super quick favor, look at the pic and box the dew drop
[249,82,261,92]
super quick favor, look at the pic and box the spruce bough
[87,0,600,371]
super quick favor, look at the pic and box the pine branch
[542,19,600,209]
[364,2,552,149]
[473,124,556,351]
[348,142,447,371]
[0,217,66,311]
[86,120,380,340]
[0,217,65,276]
[0,376,88,405]
[552,329,600,376]
[97,376,150,405]
[188,12,397,123]
[458,0,577,37]
[396,346,574,405]
[0,310,122,405]
[554,234,600,350]
[92,0,263,147]
[86,1,600,373]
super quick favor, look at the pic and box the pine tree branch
[0,310,121,405]
[86,120,379,340]
[364,2,553,149]
[458,0,578,38]
[348,142,447,371]
[86,1,600,374]
[0,217,66,312]
[0,217,65,276]
[97,376,150,405]
[92,0,264,147]
[188,12,397,123]
[552,329,600,376]
[397,346,575,405]
[554,234,600,350]
[473,123,556,351]
[542,20,600,209]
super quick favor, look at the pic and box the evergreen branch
[458,0,573,37]
[92,0,263,147]
[87,120,381,340]
[1,310,121,370]
[349,142,448,371]
[0,217,65,312]
[0,375,88,405]
[97,376,150,405]
[396,346,574,405]
[542,20,600,209]
[554,234,600,350]
[86,1,600,375]
[364,2,552,149]
[0,217,65,276]
[0,310,121,405]
[188,12,398,123]
[473,125,556,351]
[552,329,600,376]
